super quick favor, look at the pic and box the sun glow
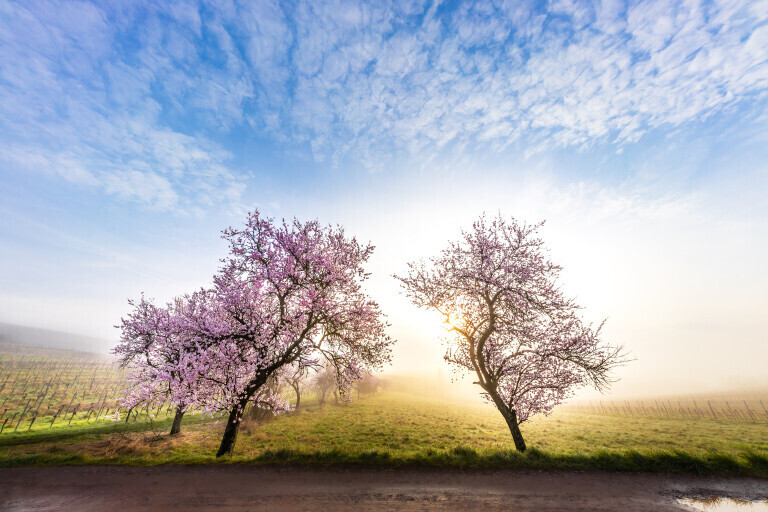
[415,310,460,342]
[444,310,474,333]
[443,313,456,330]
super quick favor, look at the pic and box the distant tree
[354,372,379,398]
[396,214,628,451]
[377,376,390,394]
[286,362,310,411]
[246,371,286,422]
[310,364,337,405]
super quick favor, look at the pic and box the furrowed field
[1,346,767,477]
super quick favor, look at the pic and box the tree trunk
[506,412,527,452]
[216,403,243,457]
[490,394,527,451]
[291,383,301,411]
[169,407,184,435]
[217,374,270,457]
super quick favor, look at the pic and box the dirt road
[1,466,766,511]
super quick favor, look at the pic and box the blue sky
[1,0,767,396]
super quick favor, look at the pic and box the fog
[3,167,766,403]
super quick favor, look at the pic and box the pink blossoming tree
[114,295,201,435]
[114,290,279,435]
[204,211,393,456]
[116,211,393,456]
[396,214,628,451]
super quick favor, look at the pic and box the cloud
[1,0,767,193]
[216,0,766,164]
[0,0,246,213]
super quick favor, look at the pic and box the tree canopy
[396,214,627,451]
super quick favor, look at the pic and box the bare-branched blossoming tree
[114,295,201,436]
[396,214,629,451]
[116,210,394,457]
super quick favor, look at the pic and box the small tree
[286,362,310,411]
[396,214,628,451]
[113,295,200,435]
[310,364,337,405]
[354,372,379,398]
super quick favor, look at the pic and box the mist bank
[0,322,111,356]
[1,320,764,404]
[379,370,768,406]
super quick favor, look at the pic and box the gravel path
[1,466,766,511]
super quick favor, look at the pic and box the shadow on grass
[0,415,209,447]
[248,446,768,478]
[2,439,766,479]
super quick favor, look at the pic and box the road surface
[1,466,766,511]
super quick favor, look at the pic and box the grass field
[2,391,767,477]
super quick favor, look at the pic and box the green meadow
[2,391,766,477]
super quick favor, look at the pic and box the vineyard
[565,396,768,424]
[0,346,144,435]
[0,346,382,438]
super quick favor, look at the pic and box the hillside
[0,323,110,356]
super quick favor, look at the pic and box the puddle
[678,498,768,511]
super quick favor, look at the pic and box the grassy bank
[2,392,766,476]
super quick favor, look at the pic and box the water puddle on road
[678,498,768,511]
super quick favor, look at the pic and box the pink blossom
[396,214,628,451]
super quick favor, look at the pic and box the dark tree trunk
[490,393,527,451]
[169,407,184,435]
[505,412,527,452]
[291,383,301,411]
[216,373,270,457]
[216,403,244,457]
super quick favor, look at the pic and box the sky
[1,0,767,399]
